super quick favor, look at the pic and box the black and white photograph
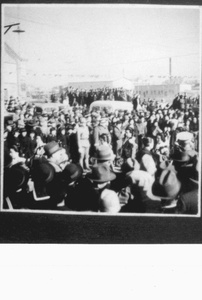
[1,3,201,243]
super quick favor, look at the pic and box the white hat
[176,131,193,142]
[99,189,120,213]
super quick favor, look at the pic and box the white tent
[112,77,134,90]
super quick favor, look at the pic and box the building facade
[3,42,27,102]
[134,83,192,103]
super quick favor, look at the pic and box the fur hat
[152,169,181,199]
[87,164,116,183]
[99,189,120,213]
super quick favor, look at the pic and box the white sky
[2,4,200,88]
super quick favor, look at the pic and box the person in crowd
[153,133,167,156]
[27,129,37,158]
[9,128,21,149]
[136,137,154,163]
[57,126,68,153]
[19,128,30,158]
[93,143,115,170]
[9,144,27,166]
[76,117,91,171]
[61,163,94,211]
[179,156,199,214]
[136,115,147,149]
[34,134,46,157]
[44,141,69,172]
[29,160,67,209]
[98,189,121,213]
[47,127,58,143]
[4,161,30,209]
[121,127,138,162]
[151,168,184,214]
[111,119,124,166]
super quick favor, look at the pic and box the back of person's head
[99,189,120,213]
[142,137,154,149]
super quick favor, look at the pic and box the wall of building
[3,51,18,99]
[3,43,27,101]
[68,80,113,90]
[134,84,192,103]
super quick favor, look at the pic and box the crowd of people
[3,90,199,214]
[50,86,132,105]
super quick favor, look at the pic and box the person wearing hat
[89,114,100,156]
[73,164,116,211]
[136,137,154,163]
[44,141,69,172]
[76,117,91,171]
[99,189,121,213]
[47,124,58,141]
[121,127,138,162]
[27,129,37,158]
[115,158,140,206]
[38,117,50,142]
[179,156,199,215]
[28,160,66,209]
[25,118,40,134]
[120,169,160,213]
[93,143,115,172]
[136,115,147,149]
[57,126,68,153]
[9,144,27,167]
[34,134,46,157]
[111,119,124,166]
[3,161,30,209]
[96,117,111,146]
[152,168,183,214]
[60,163,89,211]
[67,123,80,164]
[8,128,21,149]
[19,128,30,158]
